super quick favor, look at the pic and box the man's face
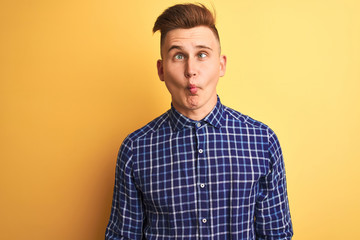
[157,26,227,120]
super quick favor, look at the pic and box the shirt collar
[168,96,225,132]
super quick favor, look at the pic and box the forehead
[162,26,219,51]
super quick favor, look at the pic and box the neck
[173,96,217,121]
[182,111,210,121]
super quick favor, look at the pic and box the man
[106,3,293,240]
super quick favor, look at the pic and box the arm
[105,137,145,240]
[255,129,293,240]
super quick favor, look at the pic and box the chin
[186,98,200,109]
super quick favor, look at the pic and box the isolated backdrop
[1,0,359,239]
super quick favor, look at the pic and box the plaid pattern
[106,97,293,239]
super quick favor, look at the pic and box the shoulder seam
[128,112,170,142]
[224,106,269,130]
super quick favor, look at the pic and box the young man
[106,3,293,240]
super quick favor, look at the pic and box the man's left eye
[198,53,207,58]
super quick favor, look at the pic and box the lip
[188,84,198,94]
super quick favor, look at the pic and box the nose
[184,57,197,78]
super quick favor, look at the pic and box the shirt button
[202,218,207,223]
[200,183,205,188]
[196,122,201,127]
[198,149,203,154]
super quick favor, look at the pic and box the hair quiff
[153,3,220,47]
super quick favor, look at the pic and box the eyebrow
[167,45,213,53]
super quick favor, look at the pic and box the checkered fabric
[106,97,293,239]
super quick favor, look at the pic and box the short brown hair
[153,3,220,47]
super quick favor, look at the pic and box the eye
[198,52,207,59]
[174,54,184,60]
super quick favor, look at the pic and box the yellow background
[1,0,359,239]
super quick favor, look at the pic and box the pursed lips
[188,84,199,94]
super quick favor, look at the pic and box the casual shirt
[105,97,293,240]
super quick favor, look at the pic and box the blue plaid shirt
[106,97,293,239]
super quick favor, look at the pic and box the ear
[219,55,227,77]
[157,59,164,81]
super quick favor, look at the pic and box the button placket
[195,125,210,237]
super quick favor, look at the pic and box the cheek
[164,66,185,87]
[204,64,221,82]
[163,74,182,94]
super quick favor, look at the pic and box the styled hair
[153,3,220,48]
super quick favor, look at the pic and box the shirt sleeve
[105,137,145,240]
[255,128,293,240]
